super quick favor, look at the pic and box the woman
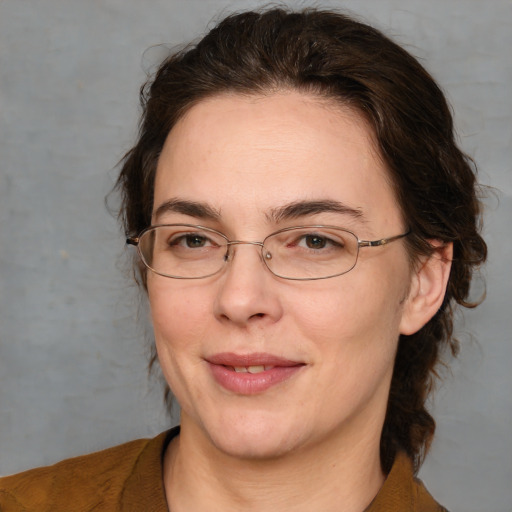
[0,7,486,511]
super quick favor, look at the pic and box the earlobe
[399,242,453,335]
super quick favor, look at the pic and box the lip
[206,352,305,395]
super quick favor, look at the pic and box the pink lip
[206,352,305,395]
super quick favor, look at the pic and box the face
[148,91,414,460]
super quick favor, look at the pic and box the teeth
[247,365,265,374]
[233,365,269,374]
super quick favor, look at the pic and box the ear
[399,241,453,335]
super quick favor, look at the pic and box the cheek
[147,280,215,407]
[148,279,212,355]
[289,268,408,355]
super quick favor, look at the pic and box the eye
[183,234,207,248]
[303,234,328,249]
[169,232,217,249]
[296,233,344,251]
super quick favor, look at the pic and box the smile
[232,365,274,373]
[206,353,305,394]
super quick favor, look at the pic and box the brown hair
[116,7,487,473]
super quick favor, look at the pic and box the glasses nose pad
[264,250,272,261]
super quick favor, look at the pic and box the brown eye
[184,235,207,248]
[304,235,327,249]
[168,232,214,249]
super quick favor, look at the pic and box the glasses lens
[264,227,359,279]
[138,225,228,278]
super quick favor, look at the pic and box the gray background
[0,1,510,510]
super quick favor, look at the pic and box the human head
[116,7,486,472]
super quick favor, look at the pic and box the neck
[163,415,385,512]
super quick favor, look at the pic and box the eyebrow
[153,198,221,221]
[267,199,365,223]
[153,197,365,224]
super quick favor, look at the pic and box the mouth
[206,353,305,395]
[231,365,275,374]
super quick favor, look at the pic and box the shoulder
[0,430,174,512]
[366,452,448,512]
[413,477,449,512]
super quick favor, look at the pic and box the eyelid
[150,223,359,243]
[171,220,227,237]
[171,227,224,240]
[284,229,347,244]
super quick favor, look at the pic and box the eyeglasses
[126,224,410,281]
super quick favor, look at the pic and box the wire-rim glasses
[126,224,410,281]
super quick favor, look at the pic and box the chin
[211,431,299,461]
[199,409,304,461]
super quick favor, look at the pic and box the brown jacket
[0,428,447,511]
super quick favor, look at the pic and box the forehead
[153,91,401,232]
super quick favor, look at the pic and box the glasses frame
[126,224,410,281]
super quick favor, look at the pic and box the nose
[213,242,283,327]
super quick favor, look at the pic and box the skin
[147,91,452,512]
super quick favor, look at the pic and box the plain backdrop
[0,1,511,510]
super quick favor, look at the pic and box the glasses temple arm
[359,231,410,248]
[126,237,139,246]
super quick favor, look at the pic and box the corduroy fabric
[0,428,446,511]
